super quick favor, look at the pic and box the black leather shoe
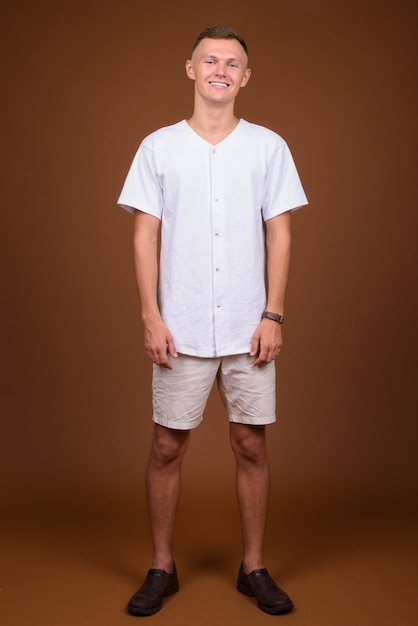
[127,564,179,616]
[237,562,294,615]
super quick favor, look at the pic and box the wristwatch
[261,311,284,324]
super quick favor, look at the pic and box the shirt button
[215,232,220,237]
[215,267,220,272]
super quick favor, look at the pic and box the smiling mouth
[209,81,230,88]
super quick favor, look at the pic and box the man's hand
[144,319,178,369]
[250,318,283,367]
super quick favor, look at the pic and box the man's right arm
[133,211,177,369]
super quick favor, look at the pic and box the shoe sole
[127,582,179,616]
[237,581,293,615]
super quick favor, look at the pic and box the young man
[118,26,307,616]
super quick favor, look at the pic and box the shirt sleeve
[262,139,308,220]
[117,142,163,218]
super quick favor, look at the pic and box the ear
[185,59,195,81]
[240,68,251,88]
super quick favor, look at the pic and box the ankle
[152,558,174,573]
[243,558,264,574]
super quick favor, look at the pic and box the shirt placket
[210,146,225,355]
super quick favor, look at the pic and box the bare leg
[230,423,270,574]
[146,424,190,572]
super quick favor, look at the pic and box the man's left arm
[250,211,291,366]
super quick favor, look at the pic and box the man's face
[185,38,251,104]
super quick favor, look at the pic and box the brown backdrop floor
[2,493,417,626]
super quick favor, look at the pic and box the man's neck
[187,103,240,145]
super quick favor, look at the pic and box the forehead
[193,37,248,61]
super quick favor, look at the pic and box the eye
[229,62,238,68]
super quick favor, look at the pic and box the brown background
[1,1,417,625]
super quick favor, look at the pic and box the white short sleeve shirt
[118,119,308,357]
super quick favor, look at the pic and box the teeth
[210,82,228,88]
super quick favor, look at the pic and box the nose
[216,62,227,76]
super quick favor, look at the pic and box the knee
[151,426,189,466]
[230,426,267,465]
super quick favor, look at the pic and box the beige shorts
[152,353,276,430]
